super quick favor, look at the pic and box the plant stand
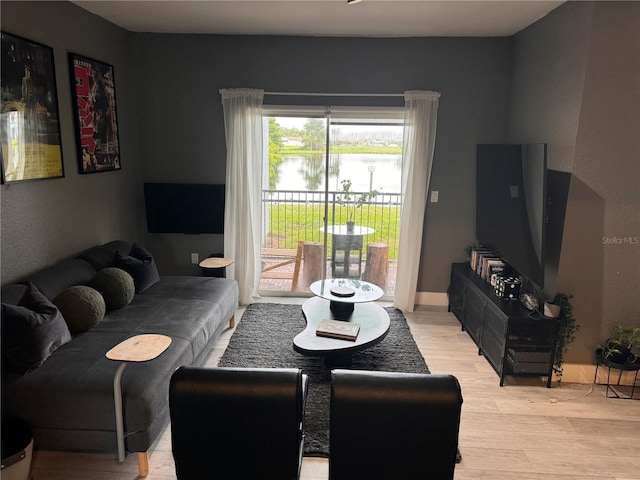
[594,354,640,400]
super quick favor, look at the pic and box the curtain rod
[263,91,405,98]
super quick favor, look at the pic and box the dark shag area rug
[218,302,430,458]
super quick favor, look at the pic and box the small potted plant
[336,179,378,232]
[552,293,579,378]
[596,325,640,366]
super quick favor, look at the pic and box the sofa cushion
[53,286,106,334]
[4,330,195,445]
[90,268,135,310]
[2,273,239,453]
[1,282,72,374]
[114,243,160,293]
[25,259,97,301]
[76,240,132,271]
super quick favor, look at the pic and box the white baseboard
[415,292,449,310]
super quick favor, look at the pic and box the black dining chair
[169,366,309,480]
[329,369,463,480]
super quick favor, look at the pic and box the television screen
[144,183,225,234]
[476,144,547,288]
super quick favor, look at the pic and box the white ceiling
[71,0,565,37]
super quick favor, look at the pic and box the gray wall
[1,1,144,284]
[131,34,512,279]
[568,1,640,360]
[508,1,640,364]
[2,2,512,288]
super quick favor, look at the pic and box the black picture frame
[0,31,65,183]
[68,53,121,174]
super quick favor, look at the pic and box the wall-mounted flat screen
[476,144,547,288]
[144,183,225,234]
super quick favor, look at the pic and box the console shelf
[448,263,559,387]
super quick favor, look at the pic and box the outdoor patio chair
[260,241,304,290]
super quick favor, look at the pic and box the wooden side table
[362,242,389,288]
[301,242,323,289]
[106,334,172,466]
[199,257,234,278]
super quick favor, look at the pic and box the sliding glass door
[259,108,403,298]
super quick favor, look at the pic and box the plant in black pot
[596,325,640,366]
[552,293,579,377]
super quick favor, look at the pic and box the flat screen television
[144,183,225,234]
[476,144,547,288]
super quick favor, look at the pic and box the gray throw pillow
[114,242,160,293]
[1,282,72,374]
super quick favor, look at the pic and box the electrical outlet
[191,253,199,264]
[430,190,439,203]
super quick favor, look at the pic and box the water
[273,153,402,193]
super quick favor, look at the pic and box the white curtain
[220,88,264,305]
[393,90,440,312]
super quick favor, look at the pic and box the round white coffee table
[309,278,383,319]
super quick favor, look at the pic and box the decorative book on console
[316,320,360,341]
[471,246,509,285]
[470,247,492,272]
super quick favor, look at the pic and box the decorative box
[494,275,521,300]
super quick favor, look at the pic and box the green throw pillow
[53,286,106,334]
[90,268,135,310]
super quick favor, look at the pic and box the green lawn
[265,203,401,260]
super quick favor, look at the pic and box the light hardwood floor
[29,299,640,480]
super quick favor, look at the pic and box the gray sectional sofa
[1,240,239,476]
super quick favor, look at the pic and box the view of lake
[273,153,402,193]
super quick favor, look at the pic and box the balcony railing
[262,189,401,260]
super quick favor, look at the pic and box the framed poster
[0,31,64,183]
[69,53,121,174]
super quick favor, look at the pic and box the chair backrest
[330,370,463,480]
[169,366,308,480]
[333,234,363,251]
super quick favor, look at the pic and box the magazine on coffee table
[316,319,360,341]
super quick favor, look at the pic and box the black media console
[448,263,559,387]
